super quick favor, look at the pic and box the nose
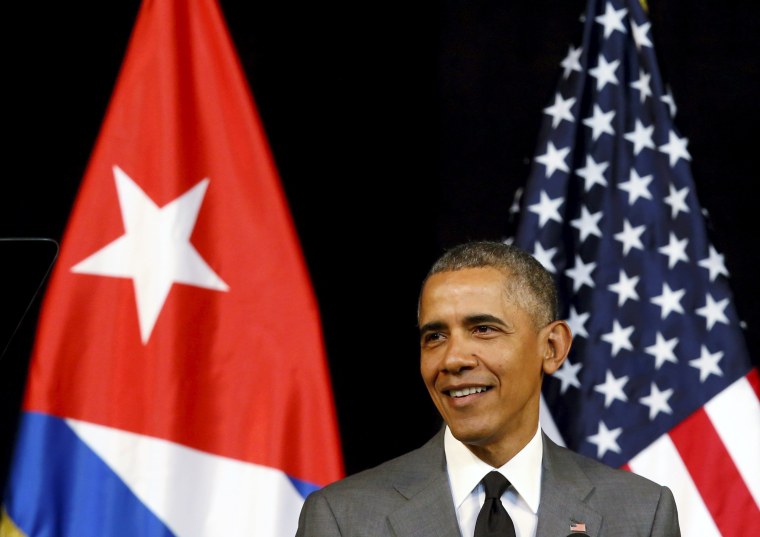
[440,334,478,374]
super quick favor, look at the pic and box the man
[296,240,680,536]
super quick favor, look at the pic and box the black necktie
[474,471,516,537]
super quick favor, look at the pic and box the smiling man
[296,240,681,537]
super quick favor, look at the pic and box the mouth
[446,386,491,398]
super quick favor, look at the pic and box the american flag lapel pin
[567,521,589,536]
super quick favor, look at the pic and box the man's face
[419,267,552,462]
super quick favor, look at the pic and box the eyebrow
[419,314,507,334]
[465,313,508,327]
[419,320,446,334]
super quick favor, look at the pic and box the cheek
[420,354,439,385]
[491,343,543,379]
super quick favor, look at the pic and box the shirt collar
[444,425,543,514]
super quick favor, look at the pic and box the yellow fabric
[640,0,649,12]
[0,508,26,537]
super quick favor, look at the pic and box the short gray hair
[419,240,558,328]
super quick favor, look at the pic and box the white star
[595,3,628,38]
[698,245,729,281]
[696,293,730,330]
[631,19,653,49]
[623,119,655,155]
[587,420,623,458]
[71,166,230,344]
[644,332,679,369]
[535,141,571,178]
[613,219,645,256]
[639,382,674,420]
[657,232,689,269]
[561,44,583,79]
[689,345,724,382]
[650,282,686,319]
[630,69,652,103]
[543,92,577,128]
[589,54,620,91]
[661,88,677,118]
[566,305,590,338]
[601,319,634,357]
[608,269,640,307]
[553,358,583,394]
[664,183,690,218]
[532,241,559,274]
[565,254,597,293]
[582,104,616,141]
[528,190,564,227]
[594,370,629,408]
[618,168,653,205]
[576,154,609,191]
[570,206,603,243]
[659,130,692,167]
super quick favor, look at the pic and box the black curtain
[2,1,757,486]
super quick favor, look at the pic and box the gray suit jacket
[295,428,680,537]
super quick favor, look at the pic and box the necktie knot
[482,471,509,499]
[474,471,515,537]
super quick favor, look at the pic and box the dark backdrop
[2,0,758,489]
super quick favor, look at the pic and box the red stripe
[748,367,760,399]
[670,406,760,536]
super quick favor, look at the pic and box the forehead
[420,267,516,320]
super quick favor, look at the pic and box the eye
[473,325,498,335]
[421,331,445,345]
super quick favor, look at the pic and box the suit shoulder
[310,431,443,497]
[563,446,664,490]
[542,440,681,535]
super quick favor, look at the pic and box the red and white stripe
[628,369,760,537]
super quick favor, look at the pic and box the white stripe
[628,433,719,537]
[704,375,760,507]
[67,419,304,537]
[539,394,565,447]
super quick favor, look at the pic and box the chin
[448,422,493,446]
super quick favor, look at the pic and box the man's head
[417,240,572,466]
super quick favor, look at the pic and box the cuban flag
[2,0,344,535]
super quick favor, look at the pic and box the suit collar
[384,429,606,537]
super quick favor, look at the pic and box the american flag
[511,0,760,535]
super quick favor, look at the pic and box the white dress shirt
[444,425,543,537]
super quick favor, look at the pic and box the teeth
[450,387,487,398]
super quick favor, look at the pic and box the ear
[540,320,572,375]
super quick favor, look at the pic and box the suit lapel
[536,434,602,537]
[387,429,462,537]
[387,471,461,537]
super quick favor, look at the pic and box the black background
[2,0,758,490]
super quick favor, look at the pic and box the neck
[466,426,539,468]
